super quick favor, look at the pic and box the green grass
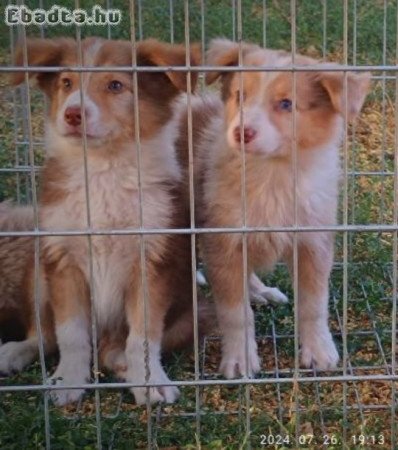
[1,0,398,448]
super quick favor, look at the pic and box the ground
[0,1,397,449]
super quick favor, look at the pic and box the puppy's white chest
[42,159,173,329]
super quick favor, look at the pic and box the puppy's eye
[62,78,72,89]
[279,98,292,112]
[108,80,123,93]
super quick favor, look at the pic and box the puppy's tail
[162,296,216,353]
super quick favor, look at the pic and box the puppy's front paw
[132,384,180,405]
[301,327,339,370]
[50,386,85,406]
[251,287,288,306]
[249,274,288,306]
[50,365,89,406]
[0,341,36,375]
[220,336,260,378]
[128,364,179,405]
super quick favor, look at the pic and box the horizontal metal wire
[0,223,396,238]
[0,166,395,177]
[1,64,397,73]
[1,372,397,393]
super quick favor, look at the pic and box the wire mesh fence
[0,0,397,448]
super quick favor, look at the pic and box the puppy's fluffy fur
[8,37,202,405]
[176,39,370,378]
[0,203,55,374]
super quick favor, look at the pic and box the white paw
[126,339,180,405]
[0,340,37,375]
[301,326,339,370]
[249,274,288,306]
[132,384,180,406]
[220,335,260,378]
[50,365,89,406]
[112,351,128,380]
[250,287,288,306]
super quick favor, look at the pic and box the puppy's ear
[317,70,371,121]
[11,38,75,93]
[205,39,260,85]
[205,39,240,85]
[137,39,201,92]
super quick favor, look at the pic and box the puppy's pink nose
[233,126,257,144]
[65,107,82,127]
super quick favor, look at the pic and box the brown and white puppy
[0,204,201,380]
[10,37,200,405]
[176,39,370,378]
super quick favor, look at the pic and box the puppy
[11,37,200,405]
[0,203,202,380]
[176,39,370,378]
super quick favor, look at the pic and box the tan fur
[8,37,206,403]
[176,40,370,377]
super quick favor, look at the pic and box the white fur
[44,95,184,404]
[217,302,260,378]
[43,113,182,333]
[300,318,339,370]
[249,273,288,305]
[126,338,179,404]
[195,94,341,374]
[0,338,38,374]
[227,105,282,155]
[56,90,107,139]
[50,317,91,405]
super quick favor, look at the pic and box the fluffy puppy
[0,204,201,380]
[11,37,200,405]
[176,39,370,378]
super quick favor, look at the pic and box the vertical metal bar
[349,0,358,263]
[18,24,51,450]
[332,294,366,429]
[137,0,143,40]
[184,0,201,442]
[38,0,49,123]
[290,0,300,442]
[270,309,284,428]
[231,0,236,41]
[390,2,398,446]
[236,0,251,446]
[342,0,349,445]
[15,2,31,204]
[9,27,21,203]
[322,0,327,60]
[38,0,46,38]
[106,0,113,39]
[262,0,267,48]
[200,0,206,90]
[74,1,102,447]
[129,2,152,448]
[379,0,388,223]
[169,0,175,44]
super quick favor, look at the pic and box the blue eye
[279,98,292,111]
